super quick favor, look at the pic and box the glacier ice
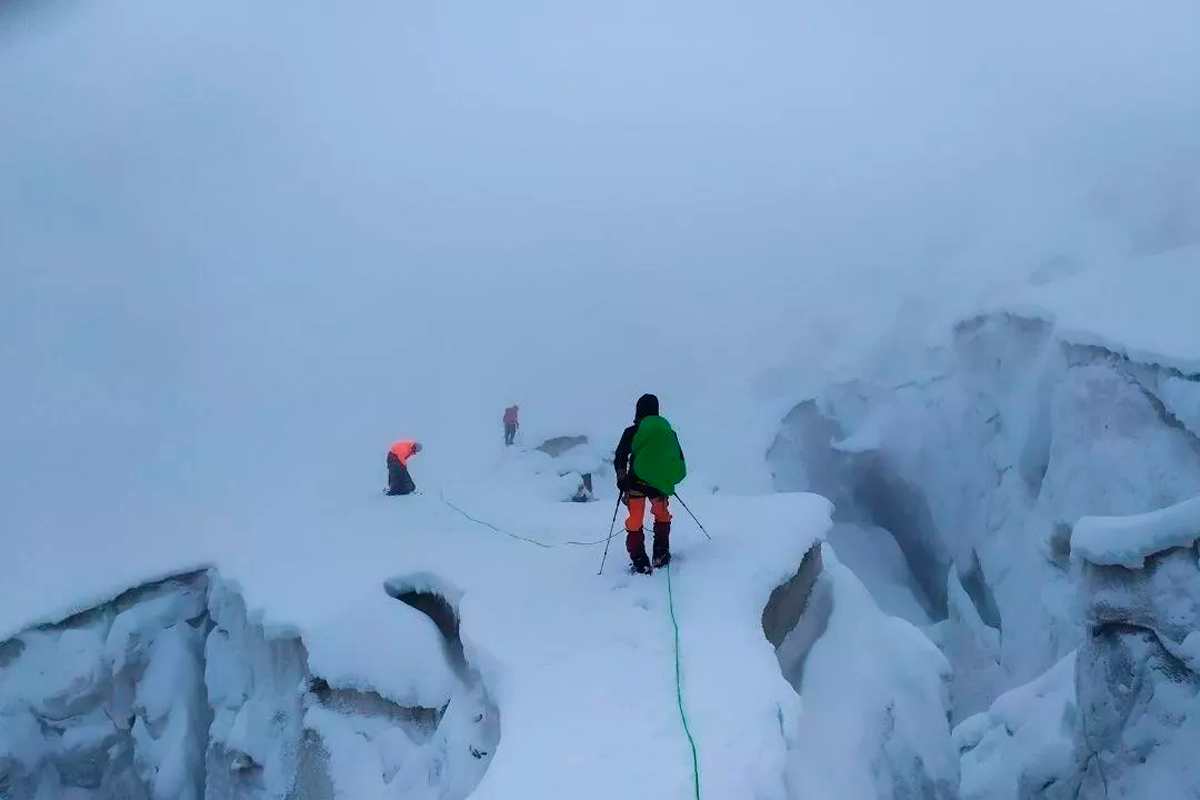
[1071,496,1200,798]
[0,570,497,800]
[767,311,1200,715]
[782,552,958,800]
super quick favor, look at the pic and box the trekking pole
[598,494,624,575]
[672,493,712,540]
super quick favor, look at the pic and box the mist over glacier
[3,2,1200,797]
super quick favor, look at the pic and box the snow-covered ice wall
[0,570,497,800]
[768,308,1200,721]
[774,549,959,800]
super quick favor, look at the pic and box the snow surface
[443,490,834,800]
[1073,494,1200,568]
[1,459,835,799]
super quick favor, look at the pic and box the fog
[3,0,1199,544]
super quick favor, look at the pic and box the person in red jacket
[503,405,520,446]
[386,439,422,495]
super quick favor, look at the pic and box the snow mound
[1073,494,1200,568]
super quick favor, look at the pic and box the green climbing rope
[438,490,622,548]
[440,491,552,547]
[666,562,702,800]
[437,489,701,797]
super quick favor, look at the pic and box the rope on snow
[437,490,621,548]
[437,489,704,797]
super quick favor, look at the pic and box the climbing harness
[666,562,702,800]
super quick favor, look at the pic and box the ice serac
[767,309,1200,716]
[202,577,310,800]
[1070,494,1200,798]
[937,569,1005,723]
[761,539,956,800]
[0,569,496,800]
[0,571,211,800]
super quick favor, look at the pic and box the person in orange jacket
[386,439,422,495]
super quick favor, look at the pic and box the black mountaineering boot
[652,520,671,568]
[627,528,652,574]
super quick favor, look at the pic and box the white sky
[2,0,1199,543]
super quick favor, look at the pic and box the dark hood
[634,393,660,421]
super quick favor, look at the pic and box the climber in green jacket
[613,393,687,573]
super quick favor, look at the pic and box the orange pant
[625,495,671,531]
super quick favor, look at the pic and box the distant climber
[386,439,422,496]
[503,405,520,446]
[613,394,687,573]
